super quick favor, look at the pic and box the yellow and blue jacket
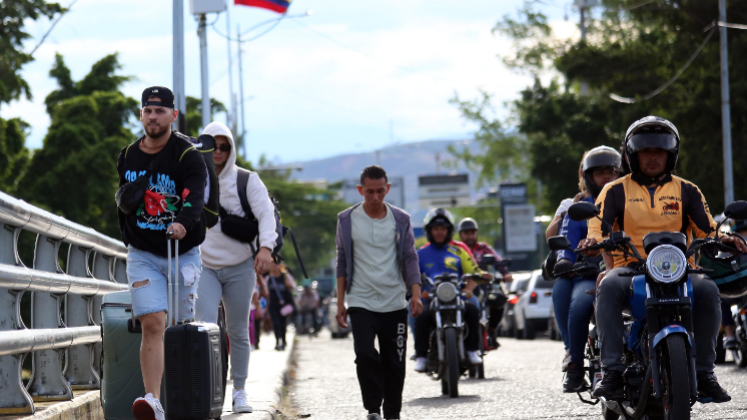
[418,242,483,293]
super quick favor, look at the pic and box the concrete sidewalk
[13,331,296,420]
[221,331,296,420]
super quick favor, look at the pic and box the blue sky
[2,0,573,163]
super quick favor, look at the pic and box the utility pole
[172,0,186,133]
[719,0,734,206]
[237,25,247,159]
[575,0,597,95]
[226,3,235,137]
[198,14,211,130]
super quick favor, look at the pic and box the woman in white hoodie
[195,122,277,414]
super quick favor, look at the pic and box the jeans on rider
[552,277,596,363]
[414,299,480,358]
[597,268,721,373]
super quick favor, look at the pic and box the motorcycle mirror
[548,235,572,251]
[567,202,600,221]
[480,254,497,266]
[724,201,747,221]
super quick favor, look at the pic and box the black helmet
[424,208,455,244]
[458,217,479,232]
[582,146,622,198]
[624,116,680,175]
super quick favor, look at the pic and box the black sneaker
[592,369,624,399]
[697,372,731,403]
[563,363,588,393]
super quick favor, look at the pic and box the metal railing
[0,191,128,415]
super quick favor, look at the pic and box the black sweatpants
[348,307,408,419]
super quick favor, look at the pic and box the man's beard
[145,123,169,139]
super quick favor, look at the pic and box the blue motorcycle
[553,200,747,420]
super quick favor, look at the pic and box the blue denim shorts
[126,245,202,320]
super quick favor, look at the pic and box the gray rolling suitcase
[100,290,147,420]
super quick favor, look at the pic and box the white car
[513,269,555,340]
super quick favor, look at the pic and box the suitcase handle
[166,231,179,326]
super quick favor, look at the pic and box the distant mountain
[284,139,485,213]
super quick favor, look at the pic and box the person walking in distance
[336,165,423,420]
[116,87,207,420]
[264,262,297,350]
[194,121,277,413]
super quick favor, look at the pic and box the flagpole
[237,24,247,160]
[226,2,235,138]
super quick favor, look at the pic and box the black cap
[141,86,175,108]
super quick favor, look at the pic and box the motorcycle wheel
[661,335,691,420]
[445,328,460,398]
[733,346,747,368]
[601,405,620,420]
[476,326,486,379]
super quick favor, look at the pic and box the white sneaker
[232,388,253,413]
[414,357,427,372]
[467,351,483,365]
[367,414,383,420]
[132,393,165,420]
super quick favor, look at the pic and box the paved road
[291,330,747,419]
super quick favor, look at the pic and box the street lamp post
[198,13,211,129]
[173,0,186,133]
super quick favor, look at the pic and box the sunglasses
[216,144,231,152]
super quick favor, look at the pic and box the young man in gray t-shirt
[335,165,422,420]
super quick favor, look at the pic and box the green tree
[0,0,64,194]
[253,170,347,277]
[0,118,31,194]
[17,53,138,237]
[0,1,64,104]
[184,96,226,138]
[454,0,747,213]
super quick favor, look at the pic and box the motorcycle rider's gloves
[553,258,574,278]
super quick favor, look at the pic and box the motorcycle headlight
[646,244,687,284]
[436,282,458,302]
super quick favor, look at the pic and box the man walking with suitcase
[116,87,207,420]
[195,121,277,413]
[335,165,423,420]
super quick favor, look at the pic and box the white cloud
[2,0,572,162]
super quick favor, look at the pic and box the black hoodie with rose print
[117,130,207,256]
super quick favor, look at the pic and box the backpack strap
[236,168,254,219]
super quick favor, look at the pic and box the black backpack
[228,167,308,278]
[184,132,220,228]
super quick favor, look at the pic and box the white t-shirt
[348,205,407,313]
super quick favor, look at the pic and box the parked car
[499,271,532,338]
[513,270,554,340]
[327,296,352,339]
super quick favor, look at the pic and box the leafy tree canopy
[17,53,138,238]
[453,0,746,213]
[0,0,64,104]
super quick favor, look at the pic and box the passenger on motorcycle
[458,217,512,349]
[579,116,747,403]
[413,208,490,372]
[552,146,621,393]
[722,219,747,350]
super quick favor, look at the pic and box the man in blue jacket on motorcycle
[413,208,491,372]
[553,146,621,393]
[580,116,747,403]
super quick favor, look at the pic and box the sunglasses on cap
[216,144,231,152]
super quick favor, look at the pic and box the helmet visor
[582,150,622,172]
[627,133,678,154]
